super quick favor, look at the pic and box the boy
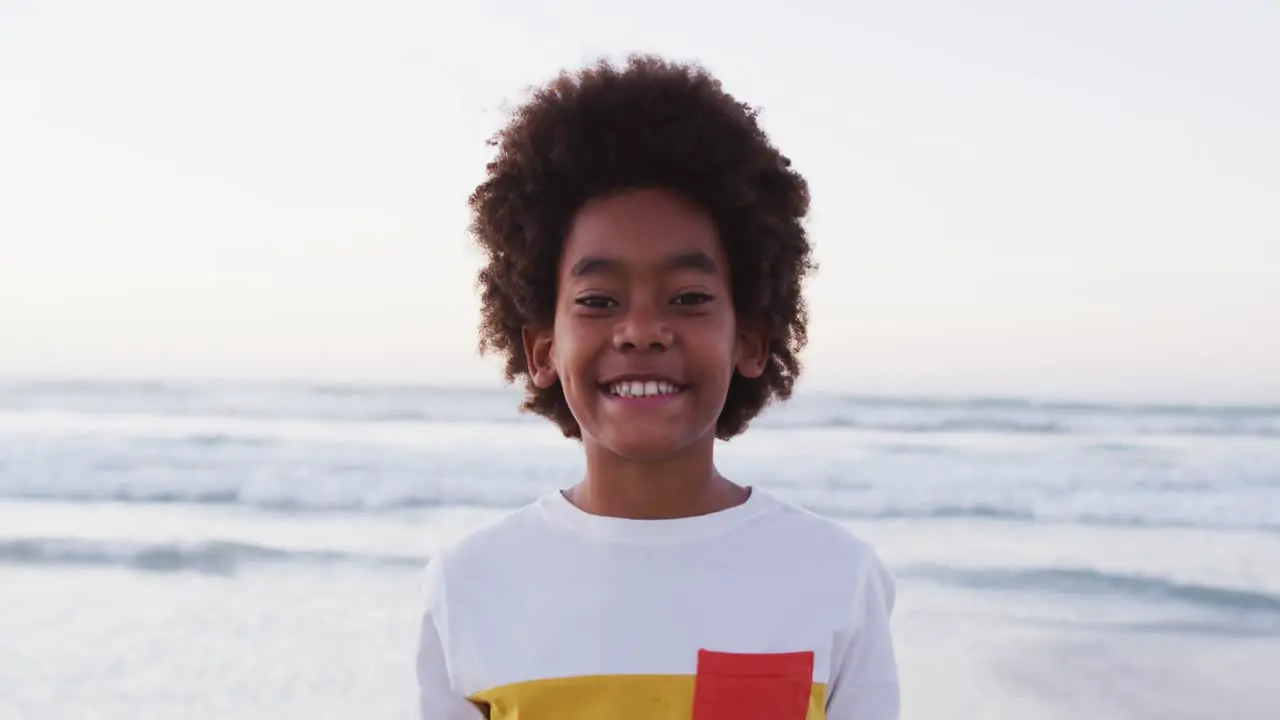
[417,55,899,720]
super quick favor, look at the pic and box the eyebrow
[568,251,720,278]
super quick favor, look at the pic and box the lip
[597,373,687,387]
[597,373,689,406]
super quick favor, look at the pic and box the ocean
[1,380,1278,719]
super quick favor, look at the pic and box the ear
[733,323,769,379]
[522,325,559,389]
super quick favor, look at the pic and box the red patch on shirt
[692,649,814,720]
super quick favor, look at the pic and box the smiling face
[523,188,767,460]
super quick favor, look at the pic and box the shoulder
[753,490,884,564]
[423,495,570,601]
[429,498,549,572]
[750,491,896,612]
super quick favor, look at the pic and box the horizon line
[1,373,1276,412]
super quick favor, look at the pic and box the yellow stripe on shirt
[469,674,827,720]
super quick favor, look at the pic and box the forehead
[560,188,725,274]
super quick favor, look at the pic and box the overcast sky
[1,0,1277,403]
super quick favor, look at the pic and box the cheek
[684,316,739,367]
[551,323,591,379]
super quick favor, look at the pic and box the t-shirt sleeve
[824,546,901,720]
[416,559,487,720]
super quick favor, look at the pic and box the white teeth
[608,380,680,397]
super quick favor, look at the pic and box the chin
[598,432,694,462]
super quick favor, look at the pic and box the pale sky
[1,0,1277,403]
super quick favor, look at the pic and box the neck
[570,435,748,520]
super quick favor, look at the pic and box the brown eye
[575,295,617,309]
[672,292,714,306]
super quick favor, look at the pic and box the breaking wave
[907,565,1280,614]
[0,537,425,575]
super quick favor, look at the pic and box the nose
[613,304,673,352]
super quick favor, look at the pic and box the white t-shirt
[416,487,900,720]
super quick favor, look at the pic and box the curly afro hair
[469,54,815,440]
